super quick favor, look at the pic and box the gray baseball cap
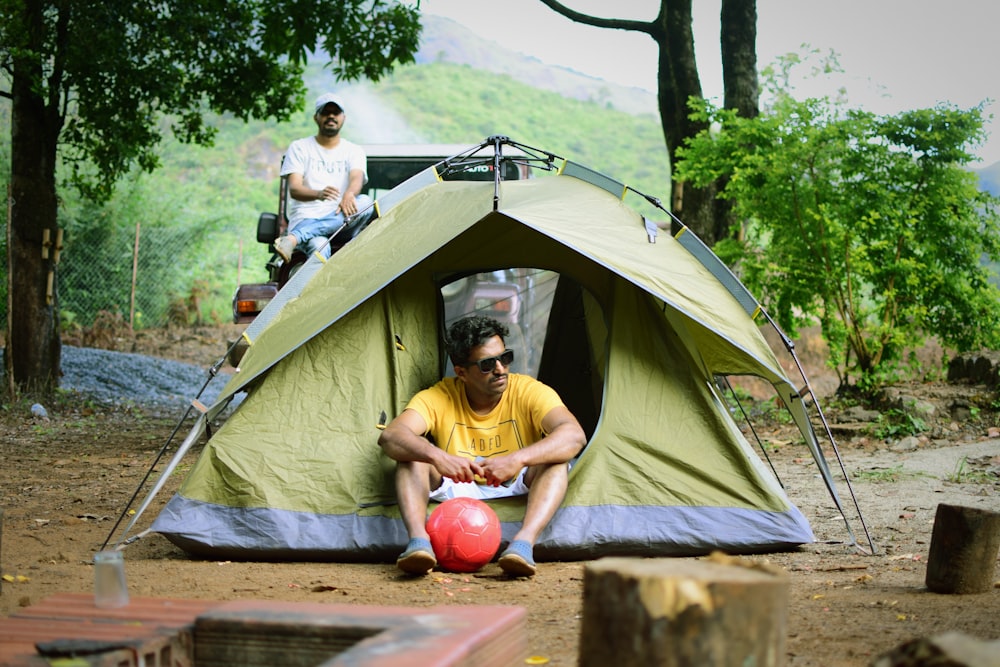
[314,92,346,115]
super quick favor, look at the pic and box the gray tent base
[156,494,814,562]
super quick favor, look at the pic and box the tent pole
[489,134,505,210]
[760,310,878,555]
[719,375,783,488]
[100,353,229,550]
[113,414,209,548]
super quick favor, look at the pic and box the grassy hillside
[368,62,669,193]
[415,15,658,117]
[0,55,671,330]
[155,60,670,298]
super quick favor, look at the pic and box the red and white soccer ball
[426,497,502,573]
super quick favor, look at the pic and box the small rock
[840,405,881,422]
[871,631,1000,667]
[892,394,937,420]
[947,351,1000,386]
[889,436,920,452]
[30,403,49,420]
[951,403,973,421]
[908,399,937,420]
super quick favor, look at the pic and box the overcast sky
[421,0,1000,165]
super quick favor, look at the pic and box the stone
[870,631,1000,667]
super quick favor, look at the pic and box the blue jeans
[290,194,375,259]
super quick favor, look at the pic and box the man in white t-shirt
[378,316,587,577]
[273,92,375,261]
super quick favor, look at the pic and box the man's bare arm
[378,409,483,483]
[478,406,586,485]
[338,168,366,215]
[287,172,342,202]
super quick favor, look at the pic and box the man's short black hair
[446,316,509,366]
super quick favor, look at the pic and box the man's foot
[498,539,536,577]
[273,235,297,262]
[396,537,437,575]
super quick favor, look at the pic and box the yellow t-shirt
[406,373,565,461]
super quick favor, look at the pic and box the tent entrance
[439,268,606,439]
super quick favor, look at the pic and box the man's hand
[339,191,358,216]
[434,450,483,482]
[316,185,341,201]
[434,452,485,484]
[478,453,524,487]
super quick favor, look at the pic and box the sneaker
[498,539,536,577]
[273,234,297,262]
[396,537,437,575]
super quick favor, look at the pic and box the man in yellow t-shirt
[378,316,587,577]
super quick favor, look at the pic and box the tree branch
[535,0,656,36]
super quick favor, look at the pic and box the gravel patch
[3,346,240,415]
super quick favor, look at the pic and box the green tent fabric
[150,171,833,560]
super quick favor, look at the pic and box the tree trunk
[721,0,759,120]
[0,507,4,596]
[715,0,759,244]
[873,633,1000,667]
[6,2,63,395]
[656,0,758,245]
[655,0,720,243]
[536,1,760,246]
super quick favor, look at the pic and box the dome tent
[125,139,867,560]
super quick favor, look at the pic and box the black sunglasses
[467,349,514,373]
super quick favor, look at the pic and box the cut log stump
[925,503,1000,594]
[579,554,789,667]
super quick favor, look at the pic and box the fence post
[130,222,140,330]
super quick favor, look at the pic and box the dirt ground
[1,326,999,666]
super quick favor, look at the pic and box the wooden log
[925,503,1000,594]
[579,554,789,667]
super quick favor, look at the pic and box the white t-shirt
[280,137,368,227]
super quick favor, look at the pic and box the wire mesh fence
[62,222,225,330]
[1,219,263,335]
